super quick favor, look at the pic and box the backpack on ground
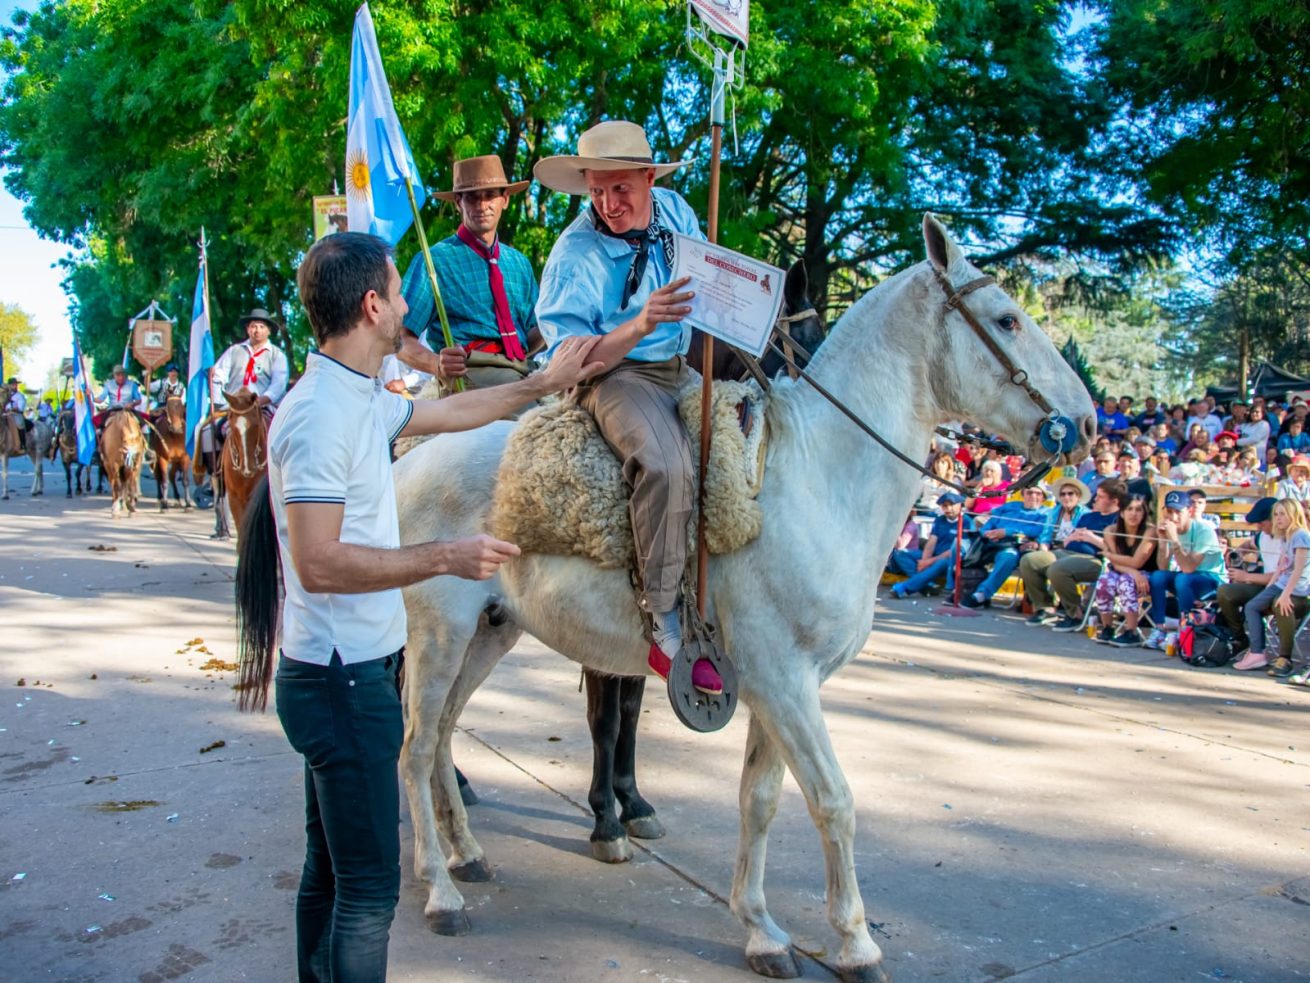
[1178,622,1239,668]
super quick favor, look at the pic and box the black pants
[276,651,404,983]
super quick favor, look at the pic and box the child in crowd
[1231,499,1310,676]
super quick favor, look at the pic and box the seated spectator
[1168,448,1211,485]
[1019,477,1126,630]
[1277,416,1310,454]
[1179,424,1214,461]
[1275,454,1310,503]
[1236,402,1271,460]
[952,484,1050,608]
[1091,494,1157,647]
[892,511,920,555]
[967,459,1010,514]
[1187,488,1219,528]
[1231,499,1310,675]
[1077,436,1114,477]
[1085,451,1119,494]
[1142,490,1229,649]
[916,450,961,515]
[1277,399,1310,436]
[1150,422,1178,455]
[1098,397,1129,438]
[1116,450,1142,483]
[1144,447,1174,482]
[1217,497,1280,653]
[889,493,976,597]
[1132,434,1155,461]
[1187,398,1223,441]
[1133,396,1166,430]
[1211,446,1262,486]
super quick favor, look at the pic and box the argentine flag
[346,3,425,245]
[71,335,96,467]
[184,262,214,458]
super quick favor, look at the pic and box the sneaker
[1025,610,1057,626]
[961,593,985,609]
[1110,628,1143,648]
[1142,628,1168,650]
[1231,651,1268,671]
[1289,667,1310,686]
[1268,657,1293,677]
[1050,615,1082,632]
[888,587,907,600]
[1093,626,1116,644]
[647,643,723,695]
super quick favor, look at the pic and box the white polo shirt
[268,351,414,665]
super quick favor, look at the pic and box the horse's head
[917,215,1096,465]
[164,395,186,432]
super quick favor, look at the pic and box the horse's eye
[998,315,1020,333]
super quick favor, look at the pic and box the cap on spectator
[937,492,966,506]
[1216,430,1239,442]
[1246,497,1277,524]
[1133,435,1156,447]
[1163,490,1191,511]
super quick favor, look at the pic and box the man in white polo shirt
[267,232,601,982]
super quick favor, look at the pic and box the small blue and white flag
[346,2,425,245]
[184,261,214,458]
[71,335,96,467]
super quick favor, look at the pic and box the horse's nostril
[1081,415,1097,443]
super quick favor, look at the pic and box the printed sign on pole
[132,318,173,370]
[689,0,748,48]
[312,195,349,240]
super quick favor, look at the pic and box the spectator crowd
[885,391,1310,687]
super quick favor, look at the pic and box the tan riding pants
[578,356,693,614]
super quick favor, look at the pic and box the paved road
[0,456,1306,983]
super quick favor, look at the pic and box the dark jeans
[1148,570,1221,624]
[276,651,404,983]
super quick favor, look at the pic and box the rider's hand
[383,379,408,394]
[639,277,694,337]
[442,534,522,580]
[436,347,468,381]
[536,336,605,393]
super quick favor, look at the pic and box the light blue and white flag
[184,261,214,458]
[71,335,96,467]
[346,2,425,245]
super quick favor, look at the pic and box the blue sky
[0,0,77,386]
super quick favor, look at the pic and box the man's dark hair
[296,232,394,345]
[1097,479,1129,509]
[1189,488,1207,501]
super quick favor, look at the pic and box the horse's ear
[923,213,964,274]
[783,260,809,310]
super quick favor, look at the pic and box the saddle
[488,377,768,568]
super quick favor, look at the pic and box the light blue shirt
[536,187,705,363]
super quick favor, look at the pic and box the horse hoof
[590,836,632,864]
[747,949,802,979]
[448,857,493,883]
[425,908,471,936]
[459,782,479,807]
[623,815,666,840]
[838,963,892,983]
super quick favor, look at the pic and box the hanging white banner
[689,0,748,49]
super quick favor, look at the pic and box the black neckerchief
[590,199,677,310]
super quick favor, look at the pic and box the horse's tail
[235,474,281,711]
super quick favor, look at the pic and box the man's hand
[984,528,1006,541]
[445,534,522,580]
[437,347,467,381]
[1159,519,1178,541]
[639,277,694,337]
[534,336,606,393]
[916,556,933,572]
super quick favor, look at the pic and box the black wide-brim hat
[239,308,283,330]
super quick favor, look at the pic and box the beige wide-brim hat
[534,121,690,196]
[1045,465,1091,506]
[434,155,530,202]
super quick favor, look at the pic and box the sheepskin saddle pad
[489,379,768,569]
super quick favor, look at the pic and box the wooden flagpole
[404,177,464,393]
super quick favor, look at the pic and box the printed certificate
[672,234,785,358]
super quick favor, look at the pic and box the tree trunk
[1238,323,1250,398]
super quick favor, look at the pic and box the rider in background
[5,377,30,451]
[210,308,289,438]
[151,364,186,410]
[93,365,148,438]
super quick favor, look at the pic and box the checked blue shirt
[400,233,538,351]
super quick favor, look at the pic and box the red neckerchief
[243,345,268,387]
[454,225,527,361]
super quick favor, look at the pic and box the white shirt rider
[211,314,289,410]
[5,386,26,414]
[96,374,145,411]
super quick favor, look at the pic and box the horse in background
[24,414,54,496]
[148,395,192,511]
[100,409,146,516]
[220,390,268,539]
[0,383,27,500]
[57,408,91,496]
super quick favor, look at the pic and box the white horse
[392,216,1095,981]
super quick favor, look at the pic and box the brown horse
[220,390,268,539]
[100,409,146,516]
[56,407,90,496]
[0,384,21,500]
[148,396,192,511]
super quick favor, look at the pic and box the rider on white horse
[534,119,722,696]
